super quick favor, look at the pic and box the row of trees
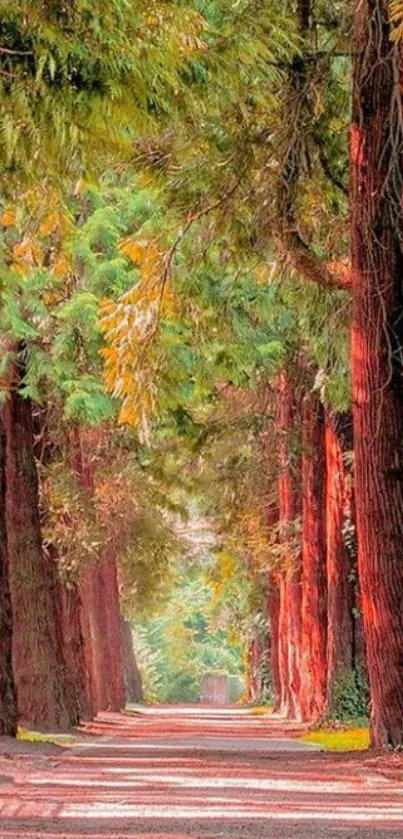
[0,0,201,733]
[102,0,403,746]
[1,0,403,750]
[265,378,360,722]
[0,387,153,733]
[243,0,403,745]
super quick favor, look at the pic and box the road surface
[0,706,402,838]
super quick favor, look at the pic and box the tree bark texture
[300,391,327,722]
[59,581,91,721]
[82,561,111,712]
[0,412,17,736]
[277,573,292,716]
[325,411,355,708]
[267,576,281,711]
[4,386,72,730]
[265,502,281,711]
[99,548,125,711]
[247,637,262,704]
[78,563,99,716]
[351,0,403,747]
[70,427,125,714]
[79,553,125,714]
[278,372,302,720]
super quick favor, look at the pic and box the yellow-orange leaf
[1,209,16,227]
[52,253,70,277]
[40,212,60,237]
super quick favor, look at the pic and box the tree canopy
[1,0,403,751]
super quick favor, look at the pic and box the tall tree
[97,547,126,712]
[0,0,209,734]
[69,426,125,714]
[3,355,74,729]
[300,390,327,721]
[267,576,281,711]
[325,411,355,708]
[278,371,302,720]
[351,0,403,747]
[0,411,17,736]
[59,580,91,722]
[266,502,282,712]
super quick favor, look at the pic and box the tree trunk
[70,426,125,714]
[4,384,72,730]
[78,563,99,716]
[351,0,403,747]
[267,575,281,711]
[325,411,355,708]
[278,371,302,720]
[59,580,92,721]
[277,574,292,715]
[300,391,327,722]
[79,552,125,715]
[0,412,17,736]
[121,619,143,703]
[265,502,281,711]
[69,426,100,715]
[247,637,262,704]
[99,548,125,711]
[85,560,112,712]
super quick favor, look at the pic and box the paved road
[0,707,402,838]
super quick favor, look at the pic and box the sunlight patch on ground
[126,705,253,716]
[61,801,403,822]
[74,737,318,752]
[17,727,76,747]
[300,727,370,751]
[29,772,380,794]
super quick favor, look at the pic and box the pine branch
[157,175,245,314]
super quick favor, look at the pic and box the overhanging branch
[274,231,351,291]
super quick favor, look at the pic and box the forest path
[0,707,402,838]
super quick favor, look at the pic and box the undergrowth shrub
[330,666,370,721]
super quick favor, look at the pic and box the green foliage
[40,418,187,610]
[0,0,206,187]
[329,666,370,723]
[41,458,101,577]
[133,560,245,703]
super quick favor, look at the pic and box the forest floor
[0,706,403,838]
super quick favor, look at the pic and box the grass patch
[18,726,76,747]
[300,726,370,751]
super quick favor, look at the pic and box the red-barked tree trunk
[70,426,125,714]
[4,380,72,730]
[300,391,327,722]
[351,0,403,747]
[325,411,355,708]
[267,575,281,711]
[278,372,302,719]
[0,411,17,736]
